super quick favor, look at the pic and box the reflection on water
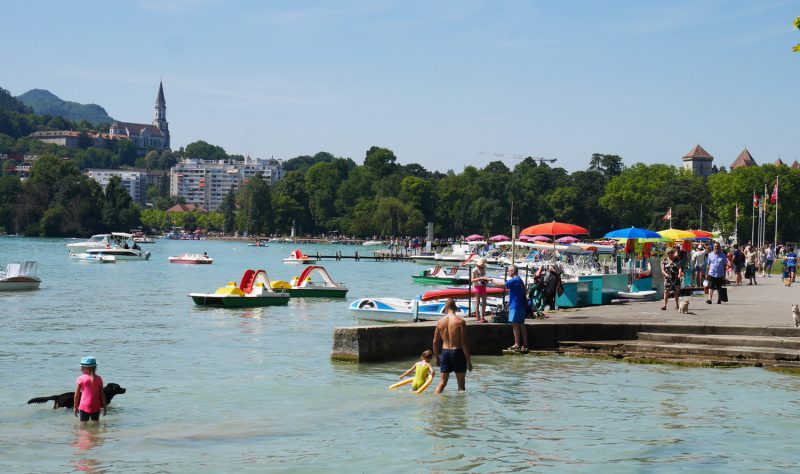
[71,424,105,473]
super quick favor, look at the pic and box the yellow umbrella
[658,228,695,240]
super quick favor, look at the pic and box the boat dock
[305,250,415,262]
[332,277,800,368]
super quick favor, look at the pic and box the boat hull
[287,287,348,298]
[349,298,468,322]
[190,293,290,307]
[411,275,468,285]
[0,278,41,291]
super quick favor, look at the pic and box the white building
[169,157,283,211]
[85,169,148,206]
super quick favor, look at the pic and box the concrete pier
[332,276,800,367]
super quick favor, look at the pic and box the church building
[109,82,170,155]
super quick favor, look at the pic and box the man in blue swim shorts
[433,299,473,393]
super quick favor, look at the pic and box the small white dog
[793,304,800,327]
[679,298,690,314]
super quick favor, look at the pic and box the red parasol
[685,229,714,239]
[488,234,511,242]
[464,234,485,242]
[520,221,589,237]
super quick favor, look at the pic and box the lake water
[2,237,799,472]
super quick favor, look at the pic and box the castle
[109,81,170,155]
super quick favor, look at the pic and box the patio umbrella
[555,236,579,244]
[685,229,714,239]
[524,235,551,242]
[604,226,663,241]
[464,234,485,242]
[488,234,511,242]
[520,221,589,237]
[658,228,695,240]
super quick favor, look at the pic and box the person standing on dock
[744,244,758,285]
[491,265,528,351]
[660,249,683,311]
[471,258,489,323]
[433,299,472,393]
[706,242,727,305]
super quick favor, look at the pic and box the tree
[238,173,272,235]
[363,146,398,178]
[794,16,800,52]
[305,162,341,231]
[589,153,624,179]
[185,140,227,161]
[219,189,237,233]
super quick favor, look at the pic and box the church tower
[153,81,170,150]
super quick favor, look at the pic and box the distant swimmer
[433,299,472,393]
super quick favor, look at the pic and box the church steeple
[153,80,170,150]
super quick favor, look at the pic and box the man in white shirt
[690,244,707,287]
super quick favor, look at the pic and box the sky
[4,0,799,173]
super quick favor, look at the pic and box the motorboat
[133,236,156,244]
[247,239,269,247]
[189,269,290,308]
[169,253,213,264]
[362,240,385,246]
[70,253,116,263]
[349,298,470,323]
[0,261,41,291]
[270,266,348,298]
[66,233,111,253]
[282,249,317,264]
[411,265,471,285]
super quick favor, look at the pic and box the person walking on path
[706,243,728,305]
[432,299,472,393]
[744,244,758,285]
[691,243,707,287]
[785,247,797,283]
[764,243,775,277]
[732,244,745,286]
[491,265,528,351]
[471,258,490,323]
[660,249,683,311]
[73,357,107,422]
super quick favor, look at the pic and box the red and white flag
[753,193,759,208]
[771,177,778,204]
[662,208,672,221]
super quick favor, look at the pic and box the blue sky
[4,0,799,172]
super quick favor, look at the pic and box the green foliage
[794,16,800,52]
[16,89,113,125]
[0,87,31,113]
[185,140,227,161]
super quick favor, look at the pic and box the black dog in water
[27,383,127,409]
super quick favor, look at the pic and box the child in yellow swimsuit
[399,350,435,391]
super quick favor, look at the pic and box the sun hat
[80,356,97,367]
[476,257,487,267]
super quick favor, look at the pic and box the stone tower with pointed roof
[682,144,714,178]
[731,148,757,169]
[153,81,169,150]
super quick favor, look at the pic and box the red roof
[792,160,800,170]
[166,203,207,213]
[111,121,163,138]
[731,148,758,168]
[774,158,785,167]
[683,144,713,160]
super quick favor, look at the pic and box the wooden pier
[310,250,414,262]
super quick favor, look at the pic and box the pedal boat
[282,249,317,264]
[70,253,116,263]
[349,298,469,323]
[270,266,348,298]
[411,265,470,285]
[190,269,290,307]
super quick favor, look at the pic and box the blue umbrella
[604,227,663,240]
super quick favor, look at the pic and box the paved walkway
[550,274,795,327]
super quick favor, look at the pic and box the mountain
[17,89,114,125]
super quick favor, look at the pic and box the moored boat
[349,297,470,323]
[421,286,506,301]
[65,233,112,253]
[189,269,290,308]
[169,253,213,264]
[270,266,348,298]
[282,249,317,264]
[70,253,116,263]
[0,261,42,291]
[411,265,471,285]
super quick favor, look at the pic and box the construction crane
[479,152,557,165]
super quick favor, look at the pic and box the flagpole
[700,204,703,229]
[735,204,739,243]
[751,190,755,245]
[775,176,779,246]
[764,183,768,248]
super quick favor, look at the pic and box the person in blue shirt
[491,265,528,351]
[784,247,797,283]
[706,242,728,304]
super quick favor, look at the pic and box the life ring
[415,374,434,394]
[388,377,413,390]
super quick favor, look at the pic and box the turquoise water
[2,237,800,472]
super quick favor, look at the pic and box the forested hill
[0,87,31,113]
[17,89,114,125]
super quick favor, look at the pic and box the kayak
[420,287,505,301]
